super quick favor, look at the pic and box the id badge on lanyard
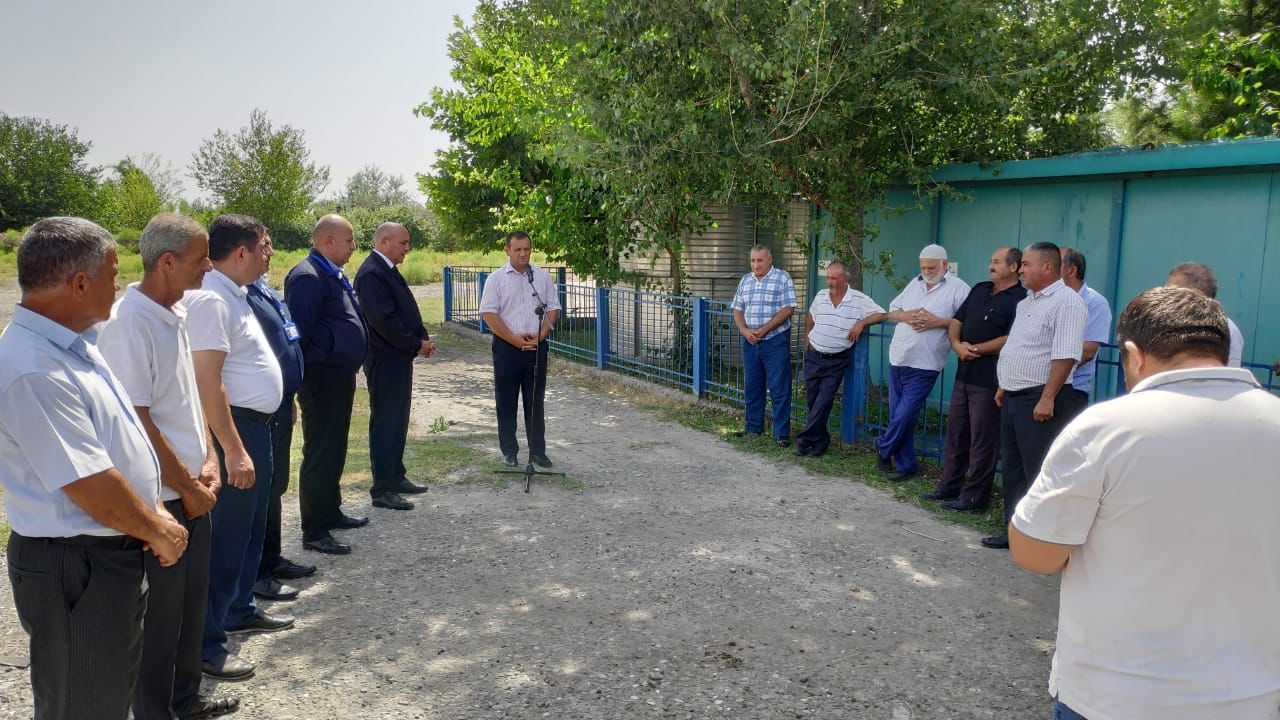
[283,321,301,343]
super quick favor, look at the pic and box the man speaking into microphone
[479,231,560,468]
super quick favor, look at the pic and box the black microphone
[526,265,545,317]
[526,265,535,284]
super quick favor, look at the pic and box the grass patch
[553,360,1005,535]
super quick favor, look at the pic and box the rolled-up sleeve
[0,374,115,492]
[1052,303,1087,361]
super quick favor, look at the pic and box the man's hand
[224,447,255,490]
[910,309,941,332]
[1033,396,1055,422]
[146,507,189,568]
[847,322,866,343]
[419,339,437,358]
[994,388,1004,408]
[291,400,299,425]
[519,332,538,351]
[744,328,762,345]
[954,342,980,362]
[179,478,217,519]
[198,459,220,495]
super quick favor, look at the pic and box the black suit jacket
[354,253,428,360]
[284,250,369,373]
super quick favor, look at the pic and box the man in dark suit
[284,214,369,555]
[245,238,315,599]
[354,223,435,511]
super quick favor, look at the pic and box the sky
[0,0,479,202]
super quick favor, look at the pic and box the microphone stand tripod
[493,264,566,493]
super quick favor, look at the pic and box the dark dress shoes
[304,535,351,555]
[920,490,959,502]
[981,534,1010,549]
[775,437,791,448]
[372,492,414,511]
[730,430,762,438]
[201,652,255,681]
[175,694,240,719]
[226,609,295,636]
[272,557,317,579]
[884,470,918,483]
[876,454,895,473]
[940,498,989,513]
[530,453,553,468]
[252,577,299,601]
[503,454,518,467]
[332,514,369,530]
[395,479,429,494]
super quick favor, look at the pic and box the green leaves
[0,115,99,231]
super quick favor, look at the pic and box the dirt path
[0,284,1062,719]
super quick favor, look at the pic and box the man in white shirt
[187,214,291,681]
[1011,285,1280,720]
[1166,262,1244,367]
[97,214,238,720]
[877,244,969,481]
[796,260,887,457]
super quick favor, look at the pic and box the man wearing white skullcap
[876,244,970,481]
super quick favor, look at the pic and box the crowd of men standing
[0,212,435,719]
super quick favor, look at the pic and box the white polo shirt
[807,288,885,354]
[98,285,208,502]
[887,274,970,371]
[1014,366,1280,720]
[997,279,1087,391]
[185,269,284,415]
[0,306,162,537]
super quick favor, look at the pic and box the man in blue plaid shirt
[731,245,798,446]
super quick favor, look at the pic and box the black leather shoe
[793,445,810,456]
[372,492,414,511]
[332,514,369,530]
[876,454,894,473]
[303,535,351,555]
[226,609,295,635]
[775,437,791,448]
[252,577,299,601]
[530,453,553,468]
[201,652,255,681]
[941,498,989,513]
[272,557,317,579]
[395,479,429,494]
[884,470,918,483]
[981,534,1010,549]
[730,430,763,438]
[805,446,826,457]
[503,454,518,467]
[920,490,959,502]
[176,694,240,719]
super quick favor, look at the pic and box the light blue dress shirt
[1071,283,1114,394]
[0,305,161,537]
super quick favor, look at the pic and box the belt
[12,531,143,551]
[807,345,851,360]
[1005,384,1074,398]
[230,406,275,424]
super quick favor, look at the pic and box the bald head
[312,213,356,267]
[374,222,411,266]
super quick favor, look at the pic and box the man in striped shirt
[984,241,1087,549]
[731,245,798,446]
[795,261,887,457]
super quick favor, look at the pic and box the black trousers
[298,367,356,541]
[259,394,295,579]
[999,386,1089,523]
[492,338,548,458]
[7,532,147,720]
[796,347,851,453]
[134,499,211,720]
[365,352,414,497]
[937,380,1002,507]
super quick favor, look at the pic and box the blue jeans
[742,332,792,439]
[874,365,939,474]
[203,414,274,661]
[1053,699,1087,719]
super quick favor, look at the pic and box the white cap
[919,244,948,261]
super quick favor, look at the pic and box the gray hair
[139,213,207,270]
[750,243,772,257]
[825,259,852,281]
[18,217,116,292]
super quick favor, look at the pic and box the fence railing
[445,267,1280,463]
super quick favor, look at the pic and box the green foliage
[0,114,100,231]
[340,165,414,208]
[96,159,164,234]
[190,109,330,235]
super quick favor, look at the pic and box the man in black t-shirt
[922,247,1026,512]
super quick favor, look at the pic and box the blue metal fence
[445,267,1280,463]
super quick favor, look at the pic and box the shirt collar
[122,284,182,327]
[205,267,247,298]
[373,250,396,269]
[1031,278,1066,299]
[751,266,778,283]
[914,273,950,290]
[1130,366,1261,393]
[10,304,92,362]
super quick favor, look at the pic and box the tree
[340,165,413,208]
[96,159,164,233]
[132,153,184,209]
[190,109,329,234]
[0,114,100,231]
